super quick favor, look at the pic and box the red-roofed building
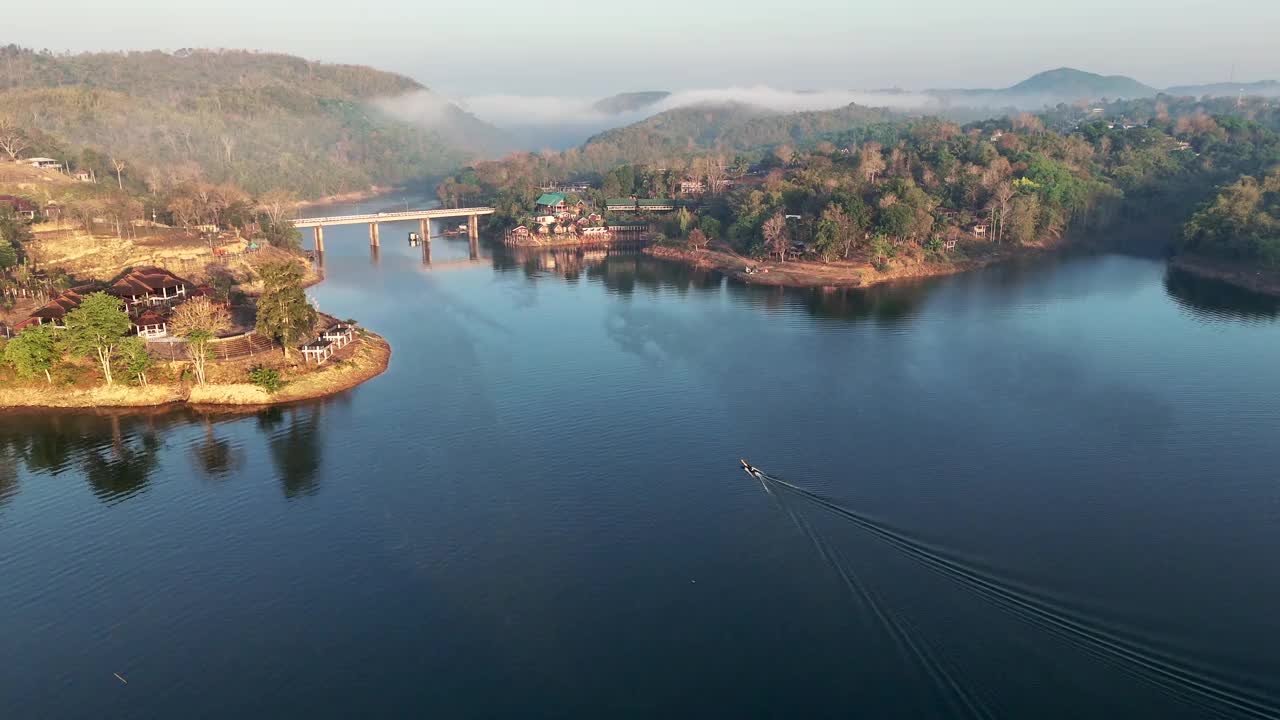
[134,309,170,339]
[15,285,103,330]
[0,195,37,220]
[108,266,197,314]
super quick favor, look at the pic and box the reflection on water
[191,417,242,479]
[0,401,332,503]
[3,241,1280,719]
[259,404,326,498]
[1164,266,1280,322]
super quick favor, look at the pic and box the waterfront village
[505,191,685,245]
[502,173,992,274]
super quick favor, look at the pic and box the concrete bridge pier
[422,240,432,266]
[468,214,479,240]
[369,222,381,247]
[312,226,326,253]
[420,218,430,241]
[370,244,381,265]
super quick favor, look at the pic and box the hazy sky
[9,0,1280,96]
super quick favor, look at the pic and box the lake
[3,210,1280,718]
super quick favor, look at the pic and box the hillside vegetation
[0,45,504,198]
[1181,169,1280,266]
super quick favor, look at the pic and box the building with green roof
[536,192,567,211]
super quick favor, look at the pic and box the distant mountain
[592,91,671,115]
[1008,68,1158,99]
[931,68,1159,108]
[1165,80,1280,98]
[0,46,509,198]
[576,101,893,168]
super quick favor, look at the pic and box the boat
[740,459,765,478]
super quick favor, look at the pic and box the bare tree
[992,182,1015,243]
[220,135,235,165]
[763,214,790,263]
[687,228,709,251]
[858,142,886,185]
[170,297,232,386]
[257,188,298,226]
[0,118,29,161]
[704,154,727,195]
[111,157,126,191]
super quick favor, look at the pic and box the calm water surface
[3,210,1280,718]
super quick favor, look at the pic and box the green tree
[1007,195,1042,245]
[878,203,915,240]
[698,216,721,241]
[63,292,132,385]
[676,207,693,236]
[0,237,17,271]
[0,206,32,250]
[118,336,155,386]
[4,325,58,383]
[260,217,302,251]
[255,261,316,359]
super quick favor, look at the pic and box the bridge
[293,207,495,252]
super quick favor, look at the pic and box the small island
[0,163,388,409]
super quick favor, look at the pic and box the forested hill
[576,102,894,170]
[0,46,508,197]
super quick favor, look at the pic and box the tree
[170,296,232,385]
[762,213,790,262]
[0,206,32,250]
[698,216,722,242]
[676,207,693,236]
[990,182,1015,243]
[257,189,298,227]
[814,203,857,262]
[255,261,316,359]
[858,142,886,184]
[118,336,155,386]
[63,292,132,385]
[878,203,916,240]
[1007,195,1041,245]
[260,217,302,251]
[111,157,127,191]
[0,117,29,161]
[0,237,17,271]
[4,325,58,383]
[687,228,709,250]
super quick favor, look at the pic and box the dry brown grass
[0,332,390,409]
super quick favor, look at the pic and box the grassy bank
[0,333,390,409]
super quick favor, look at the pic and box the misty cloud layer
[454,86,934,129]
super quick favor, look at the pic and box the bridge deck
[293,207,495,228]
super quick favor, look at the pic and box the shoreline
[1168,254,1280,297]
[0,334,391,410]
[296,186,401,211]
[645,243,1048,289]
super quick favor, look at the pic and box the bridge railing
[293,207,495,225]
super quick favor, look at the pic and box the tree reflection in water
[0,436,19,509]
[260,404,325,499]
[191,417,242,479]
[1164,266,1280,322]
[83,416,163,502]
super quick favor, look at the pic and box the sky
[8,0,1280,98]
